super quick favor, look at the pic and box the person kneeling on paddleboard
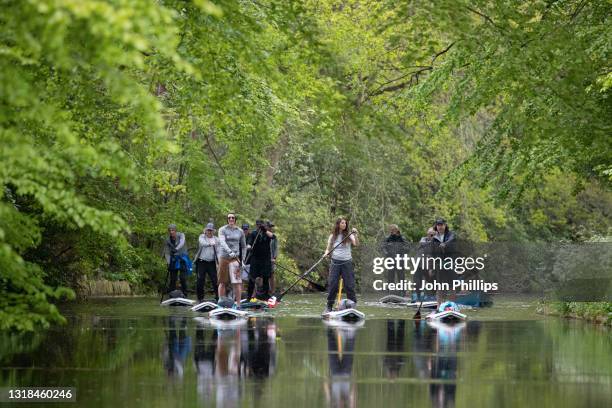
[323,217,359,313]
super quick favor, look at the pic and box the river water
[1,295,610,407]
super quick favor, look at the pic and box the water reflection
[163,316,191,379]
[324,326,359,408]
[383,320,406,378]
[409,319,481,408]
[194,324,217,400]
[191,317,277,407]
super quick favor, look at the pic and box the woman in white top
[323,217,359,312]
[194,222,220,302]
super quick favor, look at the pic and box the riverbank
[538,301,612,326]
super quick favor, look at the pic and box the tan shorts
[218,257,242,285]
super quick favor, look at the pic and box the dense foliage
[1,0,610,330]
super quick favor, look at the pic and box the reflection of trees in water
[324,327,358,408]
[192,317,277,407]
[412,320,481,408]
[163,316,191,379]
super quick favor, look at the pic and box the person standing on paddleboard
[383,224,407,295]
[246,221,275,301]
[323,217,359,313]
[218,212,247,308]
[163,224,190,296]
[432,218,457,305]
[194,222,220,303]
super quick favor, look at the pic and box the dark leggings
[196,259,218,301]
[168,266,188,294]
[326,259,357,307]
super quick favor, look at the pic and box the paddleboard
[403,301,438,309]
[191,301,218,312]
[161,297,196,307]
[321,308,366,322]
[240,300,269,310]
[209,308,250,320]
[426,309,467,323]
[379,294,410,303]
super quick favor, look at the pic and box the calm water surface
[1,295,610,407]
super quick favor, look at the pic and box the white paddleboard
[161,297,196,307]
[404,301,438,309]
[426,310,467,323]
[321,308,366,322]
[379,294,410,304]
[209,308,250,320]
[191,301,219,312]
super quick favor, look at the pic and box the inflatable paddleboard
[426,301,466,323]
[191,301,218,312]
[321,308,366,322]
[379,294,409,303]
[161,297,196,307]
[426,309,467,323]
[404,301,438,309]
[209,308,250,320]
[241,302,268,310]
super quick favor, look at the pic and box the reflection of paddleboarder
[245,318,277,379]
[324,327,357,408]
[412,320,462,408]
[240,317,278,402]
[383,319,405,378]
[194,326,217,401]
[215,327,242,408]
[163,316,191,379]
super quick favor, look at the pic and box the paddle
[274,262,327,292]
[413,297,424,320]
[277,231,355,302]
[335,278,344,310]
[159,267,170,303]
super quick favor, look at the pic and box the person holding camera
[246,221,276,301]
